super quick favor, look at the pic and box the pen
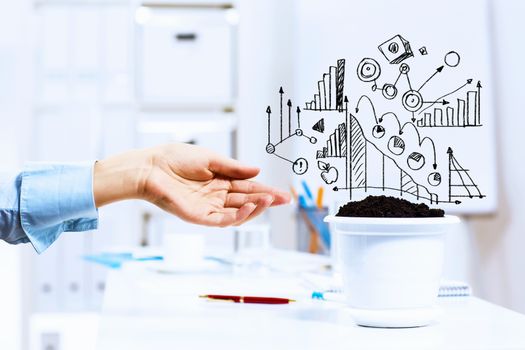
[316,187,324,209]
[298,194,309,208]
[301,180,313,201]
[199,295,296,304]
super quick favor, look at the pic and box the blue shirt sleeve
[0,162,98,253]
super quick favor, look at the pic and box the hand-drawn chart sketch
[304,59,346,112]
[265,32,491,209]
[288,0,496,214]
[266,87,317,175]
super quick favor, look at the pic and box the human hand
[93,143,290,227]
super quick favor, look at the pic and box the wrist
[93,149,152,207]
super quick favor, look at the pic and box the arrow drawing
[296,106,301,129]
[287,99,292,136]
[421,137,438,169]
[423,99,450,105]
[279,86,284,141]
[379,112,402,130]
[266,106,271,144]
[418,79,472,115]
[418,65,444,91]
[476,80,482,125]
[355,95,379,123]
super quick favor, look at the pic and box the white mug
[234,224,271,253]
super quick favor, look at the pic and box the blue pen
[298,194,309,208]
[301,180,314,202]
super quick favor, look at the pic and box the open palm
[142,144,290,227]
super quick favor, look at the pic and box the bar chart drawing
[305,59,346,112]
[316,123,347,159]
[417,81,482,127]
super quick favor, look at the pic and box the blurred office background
[0,0,524,349]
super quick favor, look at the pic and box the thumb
[209,155,260,179]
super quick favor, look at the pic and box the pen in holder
[296,204,330,255]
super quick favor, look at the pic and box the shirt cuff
[20,162,99,253]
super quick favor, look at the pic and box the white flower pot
[324,215,460,328]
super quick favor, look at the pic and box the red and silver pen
[199,294,296,304]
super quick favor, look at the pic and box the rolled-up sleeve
[0,162,98,254]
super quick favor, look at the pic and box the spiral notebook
[307,275,472,301]
[438,280,472,297]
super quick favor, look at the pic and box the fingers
[225,193,274,208]
[208,155,260,180]
[234,194,274,226]
[207,202,257,227]
[206,194,274,227]
[230,180,291,206]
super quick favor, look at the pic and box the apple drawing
[318,161,339,184]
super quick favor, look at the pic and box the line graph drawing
[264,34,488,207]
[305,59,346,111]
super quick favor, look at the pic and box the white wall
[466,0,525,314]
[0,0,34,348]
[237,0,297,249]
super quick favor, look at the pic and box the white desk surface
[96,250,525,350]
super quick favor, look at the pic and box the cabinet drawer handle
[175,33,197,41]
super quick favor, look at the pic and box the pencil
[290,186,298,202]
[316,187,324,209]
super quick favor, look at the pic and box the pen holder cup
[324,215,460,328]
[297,206,330,254]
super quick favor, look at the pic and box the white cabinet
[137,7,235,107]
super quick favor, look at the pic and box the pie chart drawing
[428,172,442,186]
[372,124,386,139]
[388,136,405,155]
[407,152,426,170]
